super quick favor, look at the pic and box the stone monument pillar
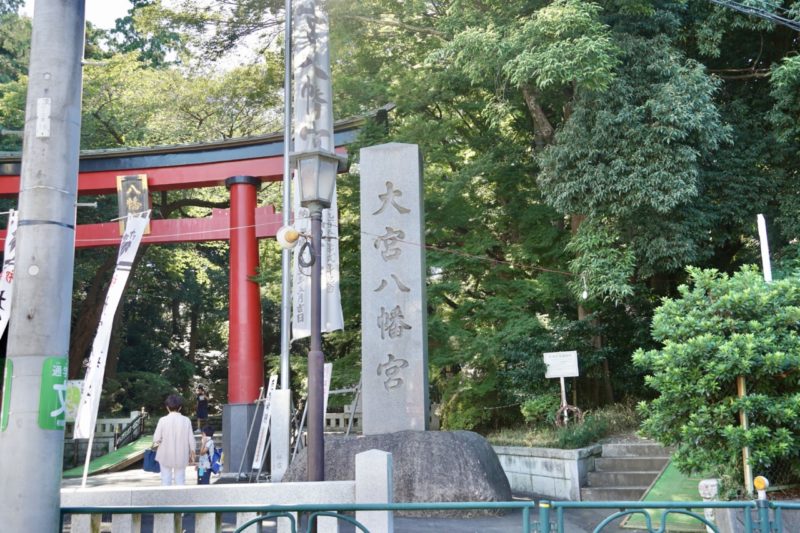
[360,143,429,435]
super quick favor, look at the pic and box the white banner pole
[0,209,18,338]
[74,211,150,476]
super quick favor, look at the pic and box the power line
[710,0,800,32]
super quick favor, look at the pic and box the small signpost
[543,351,581,426]
[251,375,279,471]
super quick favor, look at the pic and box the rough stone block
[285,430,510,516]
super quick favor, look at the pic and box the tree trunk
[572,215,614,405]
[105,302,125,379]
[522,85,554,149]
[188,303,199,364]
[68,251,117,379]
[171,296,181,336]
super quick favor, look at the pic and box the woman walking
[153,394,196,486]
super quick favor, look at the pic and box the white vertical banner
[290,0,343,340]
[252,375,279,470]
[73,211,150,439]
[323,362,332,418]
[757,214,772,283]
[0,209,18,338]
[291,185,343,339]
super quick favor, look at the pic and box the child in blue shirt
[197,425,215,485]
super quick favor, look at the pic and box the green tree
[108,0,185,67]
[634,267,800,491]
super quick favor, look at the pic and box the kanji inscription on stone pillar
[360,143,429,434]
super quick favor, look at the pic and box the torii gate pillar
[223,175,264,472]
[226,175,264,403]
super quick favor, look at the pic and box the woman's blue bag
[143,448,160,473]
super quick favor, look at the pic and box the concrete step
[594,456,670,472]
[600,442,672,458]
[581,487,650,501]
[586,471,660,487]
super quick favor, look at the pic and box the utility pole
[0,1,86,531]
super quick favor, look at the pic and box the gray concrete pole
[0,1,85,531]
[307,204,324,482]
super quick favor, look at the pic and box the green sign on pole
[38,357,68,430]
[1,359,11,431]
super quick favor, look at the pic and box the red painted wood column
[226,175,264,403]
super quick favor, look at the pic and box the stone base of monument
[284,430,512,516]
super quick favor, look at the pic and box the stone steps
[594,456,669,472]
[580,440,671,502]
[587,471,663,487]
[581,486,652,501]
[599,442,670,457]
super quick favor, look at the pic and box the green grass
[486,402,640,449]
[63,435,153,478]
[622,461,708,532]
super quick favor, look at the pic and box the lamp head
[291,149,348,208]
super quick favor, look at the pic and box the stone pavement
[60,469,642,532]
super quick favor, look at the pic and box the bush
[555,414,609,448]
[521,393,561,425]
[486,402,640,448]
[634,266,800,491]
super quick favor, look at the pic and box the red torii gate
[0,120,359,404]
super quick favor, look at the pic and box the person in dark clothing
[195,385,209,431]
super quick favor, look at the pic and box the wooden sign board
[543,351,579,378]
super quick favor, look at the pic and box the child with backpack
[197,425,216,485]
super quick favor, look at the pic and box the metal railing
[113,410,148,449]
[541,500,761,533]
[60,498,796,532]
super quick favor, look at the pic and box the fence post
[355,449,393,533]
[538,501,551,533]
[71,514,101,533]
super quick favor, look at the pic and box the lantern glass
[294,151,341,208]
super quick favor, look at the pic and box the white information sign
[543,351,579,379]
[251,375,278,470]
[323,362,332,418]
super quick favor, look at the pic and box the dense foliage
[634,267,800,490]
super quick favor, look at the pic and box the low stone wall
[493,444,602,501]
[62,449,394,533]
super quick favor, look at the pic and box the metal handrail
[60,498,784,533]
[542,500,764,533]
[112,411,147,449]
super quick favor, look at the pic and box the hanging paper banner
[291,182,344,340]
[0,209,18,338]
[290,0,344,340]
[73,211,150,439]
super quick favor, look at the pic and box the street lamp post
[292,149,346,482]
